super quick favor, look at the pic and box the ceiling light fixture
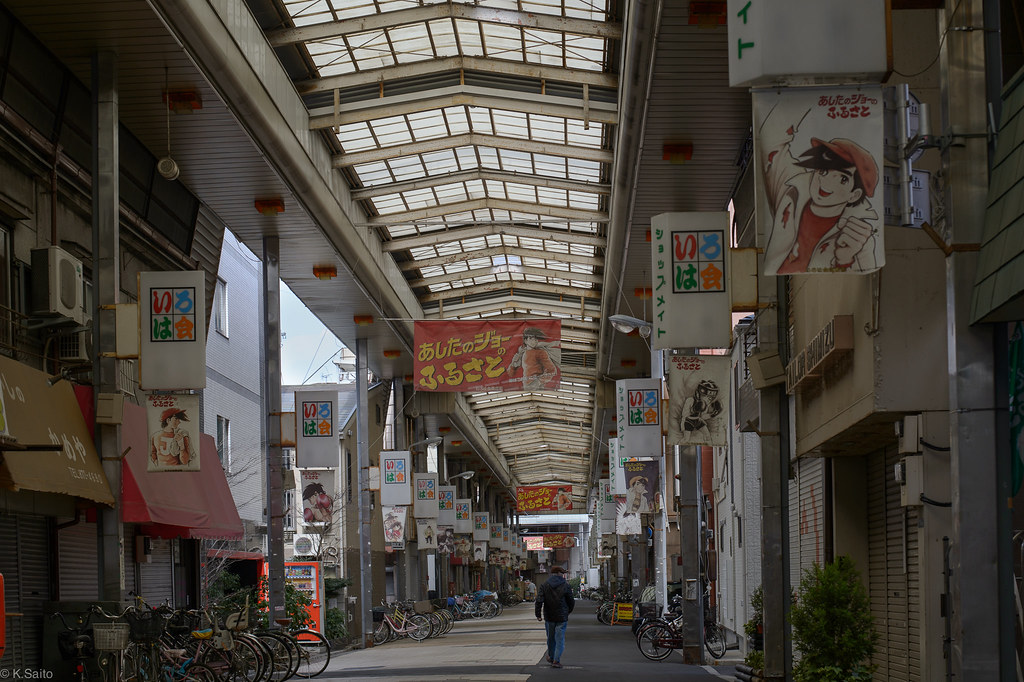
[609,314,652,338]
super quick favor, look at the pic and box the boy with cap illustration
[509,327,558,390]
[761,113,880,275]
[150,407,194,468]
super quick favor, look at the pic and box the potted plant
[789,556,876,682]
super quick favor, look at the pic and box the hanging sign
[413,473,439,518]
[473,542,488,562]
[754,86,885,276]
[416,518,438,550]
[525,536,545,551]
[437,526,455,555]
[454,499,473,533]
[413,319,561,392]
[615,379,663,458]
[542,533,576,549]
[139,270,207,390]
[601,479,616,520]
[651,212,731,349]
[473,512,490,541]
[490,522,503,543]
[455,534,473,559]
[609,438,626,495]
[145,393,200,472]
[620,459,660,515]
[438,485,456,525]
[299,469,336,524]
[515,485,574,512]
[502,526,510,551]
[382,505,407,548]
[380,451,412,505]
[295,390,338,468]
[667,354,730,446]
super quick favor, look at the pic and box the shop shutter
[123,525,137,597]
[58,519,99,600]
[867,446,921,681]
[139,537,174,606]
[789,456,826,587]
[0,513,50,670]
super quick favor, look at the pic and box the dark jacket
[535,574,575,623]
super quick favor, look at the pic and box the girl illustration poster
[146,393,200,472]
[754,86,884,276]
[667,354,730,447]
[300,469,335,524]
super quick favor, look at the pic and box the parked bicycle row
[50,592,330,681]
[371,590,518,645]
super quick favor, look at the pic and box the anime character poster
[473,541,488,563]
[455,533,473,559]
[382,505,407,546]
[618,459,659,519]
[416,518,438,550]
[515,485,574,512]
[667,354,730,446]
[299,469,335,524]
[599,534,616,558]
[437,526,455,555]
[413,319,561,392]
[146,393,200,471]
[754,86,884,276]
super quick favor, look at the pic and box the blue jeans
[545,620,567,662]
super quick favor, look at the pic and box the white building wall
[203,229,265,524]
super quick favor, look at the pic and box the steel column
[356,338,373,646]
[262,237,286,624]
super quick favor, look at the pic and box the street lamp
[445,470,475,484]
[409,436,443,450]
[609,314,652,338]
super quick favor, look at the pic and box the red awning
[121,401,243,540]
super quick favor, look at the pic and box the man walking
[536,566,574,668]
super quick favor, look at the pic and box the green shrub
[254,576,314,631]
[744,649,764,670]
[743,585,764,668]
[324,577,352,599]
[790,556,876,682]
[325,607,348,642]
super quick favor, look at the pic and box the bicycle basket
[57,630,95,659]
[125,610,166,643]
[371,606,386,623]
[92,622,131,652]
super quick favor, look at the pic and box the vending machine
[262,560,324,632]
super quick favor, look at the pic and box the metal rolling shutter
[57,519,99,600]
[868,446,920,681]
[139,537,174,605]
[0,513,50,670]
[123,525,137,597]
[789,456,826,587]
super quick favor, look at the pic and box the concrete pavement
[317,599,743,681]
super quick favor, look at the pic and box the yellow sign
[614,602,634,623]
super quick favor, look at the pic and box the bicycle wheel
[256,633,293,682]
[292,630,330,678]
[637,624,675,661]
[597,603,613,625]
[704,624,727,659]
[183,662,221,681]
[372,620,390,645]
[406,614,432,642]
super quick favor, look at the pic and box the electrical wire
[921,439,951,452]
[920,493,952,508]
[892,0,967,79]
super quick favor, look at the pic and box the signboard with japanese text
[413,473,439,518]
[525,536,545,551]
[609,438,626,494]
[438,485,456,525]
[754,86,885,276]
[380,451,412,505]
[667,354,730,446]
[145,393,200,472]
[542,533,576,549]
[490,522,502,543]
[502,527,510,551]
[382,505,407,547]
[651,212,731,349]
[620,459,660,515]
[727,0,887,88]
[139,270,206,390]
[416,518,438,550]
[413,319,561,392]
[454,498,472,533]
[515,485,574,512]
[473,512,490,541]
[294,390,338,468]
[299,469,335,524]
[601,479,616,520]
[615,379,663,458]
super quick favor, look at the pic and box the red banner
[516,485,573,512]
[542,533,576,549]
[414,320,561,392]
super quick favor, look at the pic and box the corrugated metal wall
[191,203,226,335]
[57,519,98,600]
[0,513,50,670]
[139,537,174,606]
[868,446,921,681]
[789,456,826,588]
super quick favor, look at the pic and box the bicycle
[373,600,431,643]
[703,612,727,659]
[51,610,96,682]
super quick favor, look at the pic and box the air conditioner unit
[292,534,316,556]
[31,246,85,324]
[58,329,92,363]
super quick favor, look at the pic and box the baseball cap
[809,137,878,198]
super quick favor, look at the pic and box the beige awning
[0,355,114,506]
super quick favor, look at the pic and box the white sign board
[473,512,490,542]
[380,451,412,505]
[454,498,472,533]
[727,0,888,88]
[295,391,339,468]
[615,378,663,458]
[413,473,439,518]
[609,438,625,495]
[651,212,731,349]
[438,485,456,525]
[139,270,206,390]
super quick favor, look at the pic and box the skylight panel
[565,36,606,71]
[464,178,486,199]
[420,150,460,175]
[349,31,392,70]
[498,149,533,174]
[482,24,525,61]
[461,236,487,250]
[407,110,448,139]
[419,265,446,278]
[534,155,569,178]
[306,42,356,76]
[506,183,538,204]
[282,0,332,25]
[428,19,459,58]
[373,195,408,214]
[402,188,437,208]
[523,29,565,66]
[530,115,566,143]
[567,159,601,181]
[389,24,435,63]
[566,120,604,146]
[442,107,470,134]
[370,117,414,146]
[434,183,468,203]
[453,19,484,56]
[353,164,393,184]
[466,256,492,269]
[481,179,505,200]
[519,237,543,250]
[567,190,599,209]
[336,122,375,151]
[568,243,596,256]
[455,147,481,169]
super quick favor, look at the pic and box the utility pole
[262,236,285,625]
[356,338,373,647]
